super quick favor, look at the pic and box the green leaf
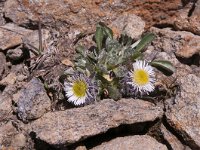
[95,26,104,52]
[135,33,155,52]
[99,22,113,39]
[103,26,113,40]
[130,51,142,61]
[119,34,133,46]
[107,85,122,101]
[150,60,175,75]
[75,46,86,57]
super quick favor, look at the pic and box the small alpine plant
[63,22,175,106]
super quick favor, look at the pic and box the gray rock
[29,99,163,146]
[165,74,200,149]
[0,23,32,50]
[91,135,167,150]
[110,13,145,39]
[150,27,200,58]
[160,123,187,150]
[0,52,6,79]
[17,77,51,122]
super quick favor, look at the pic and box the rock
[4,0,113,32]
[0,94,12,121]
[144,47,193,86]
[174,1,200,35]
[0,1,5,26]
[6,46,24,61]
[0,52,6,79]
[165,74,200,149]
[17,77,51,122]
[110,13,145,39]
[160,123,186,150]
[29,99,163,146]
[91,135,167,150]
[0,23,32,50]
[193,0,200,15]
[0,121,17,146]
[0,72,17,85]
[75,145,87,150]
[0,121,26,149]
[4,0,183,31]
[11,133,27,148]
[151,27,200,58]
[22,29,50,53]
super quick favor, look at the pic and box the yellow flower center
[133,69,149,86]
[72,80,87,97]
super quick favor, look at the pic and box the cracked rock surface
[29,99,163,146]
[166,74,200,149]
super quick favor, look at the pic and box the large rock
[165,74,200,149]
[4,0,183,31]
[151,27,200,58]
[29,99,163,146]
[16,77,51,122]
[91,135,167,150]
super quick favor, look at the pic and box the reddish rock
[174,1,200,35]
[91,135,167,150]
[0,121,26,149]
[150,27,200,58]
[160,123,188,150]
[0,23,32,50]
[165,74,200,149]
[29,99,163,146]
[0,94,12,121]
[110,13,145,39]
[4,0,183,31]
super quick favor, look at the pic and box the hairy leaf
[95,26,104,52]
[150,60,175,75]
[135,33,155,52]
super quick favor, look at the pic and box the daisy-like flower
[64,73,97,106]
[125,60,155,95]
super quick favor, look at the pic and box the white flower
[126,60,155,95]
[64,73,97,106]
